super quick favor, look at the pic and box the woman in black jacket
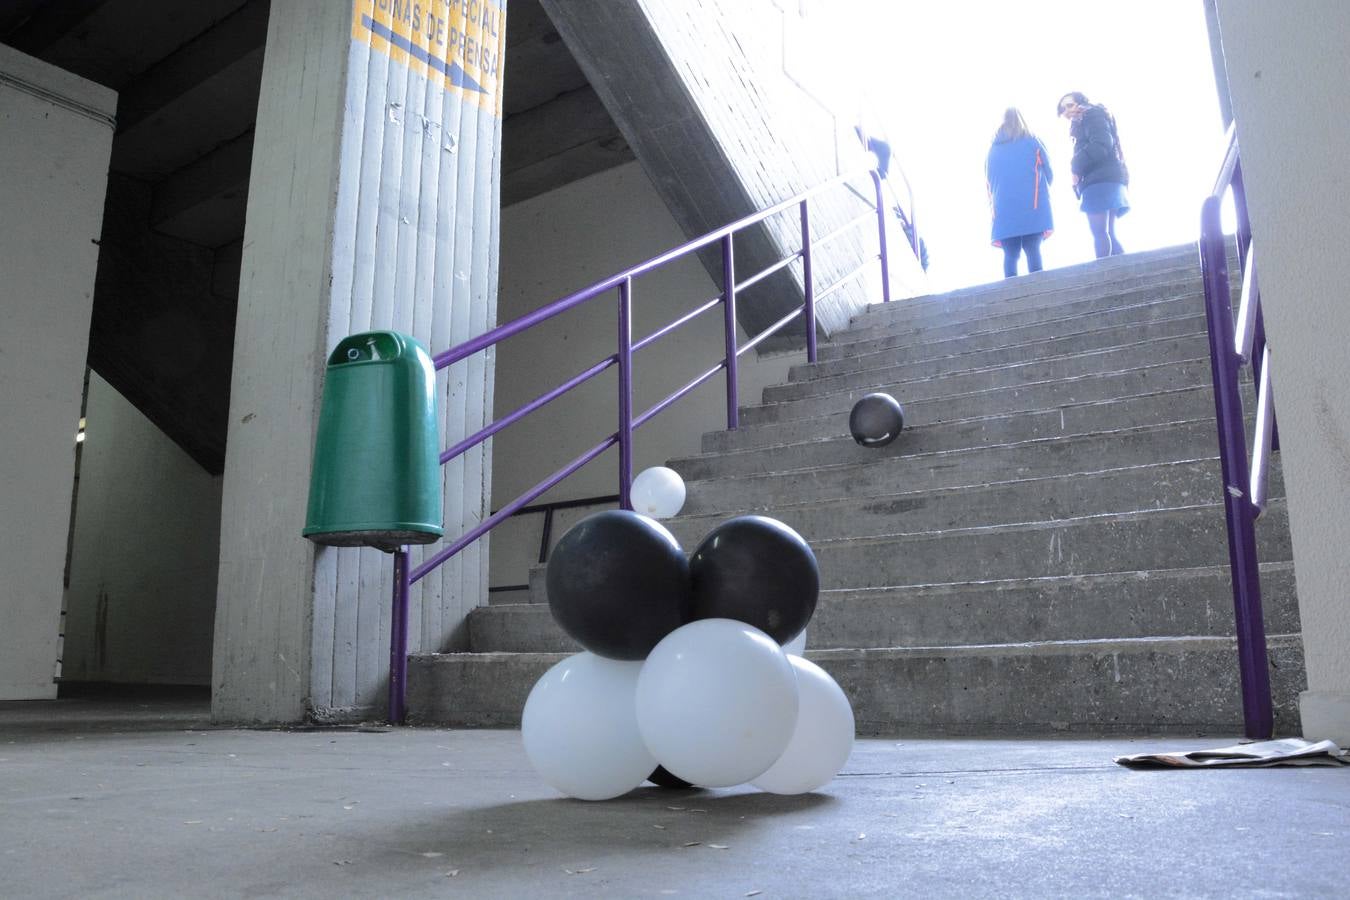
[1057,92,1129,257]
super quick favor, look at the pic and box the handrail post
[1254,307,1279,453]
[870,170,892,303]
[722,235,739,429]
[617,277,634,509]
[800,200,817,364]
[538,507,554,563]
[1233,159,1253,270]
[1200,196,1273,739]
[388,546,411,725]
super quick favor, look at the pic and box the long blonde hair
[995,107,1033,143]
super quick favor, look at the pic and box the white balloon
[630,466,686,519]
[521,652,655,801]
[782,628,807,656]
[752,655,855,795]
[636,618,799,788]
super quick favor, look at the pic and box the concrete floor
[2,693,1349,899]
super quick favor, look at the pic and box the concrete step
[814,633,1304,736]
[406,632,1305,734]
[678,407,1226,486]
[515,497,1289,602]
[849,265,1202,333]
[468,562,1299,653]
[706,383,1220,454]
[680,418,1231,513]
[837,279,1204,347]
[740,356,1215,426]
[852,248,1200,322]
[668,457,1281,546]
[514,457,1288,602]
[681,398,1232,482]
[808,562,1300,649]
[817,294,1204,363]
[802,501,1290,591]
[764,332,1209,403]
[791,312,1207,383]
[854,244,1199,316]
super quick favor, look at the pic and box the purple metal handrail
[1198,122,1276,739]
[384,167,898,723]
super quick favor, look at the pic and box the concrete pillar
[0,47,116,700]
[1216,0,1350,744]
[213,0,506,723]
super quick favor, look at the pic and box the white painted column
[214,0,506,723]
[0,48,116,700]
[1217,0,1350,744]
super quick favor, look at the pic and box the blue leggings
[1001,233,1044,277]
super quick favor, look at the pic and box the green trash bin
[303,331,443,551]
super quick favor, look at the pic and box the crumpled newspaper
[1115,738,1350,769]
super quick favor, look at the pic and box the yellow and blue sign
[351,0,506,115]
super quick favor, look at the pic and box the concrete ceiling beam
[0,0,109,55]
[501,13,587,116]
[151,129,253,248]
[115,0,268,134]
[504,85,618,173]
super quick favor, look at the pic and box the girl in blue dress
[986,108,1054,278]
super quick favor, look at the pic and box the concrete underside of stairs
[411,246,1304,736]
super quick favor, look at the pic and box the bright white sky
[863,0,1226,291]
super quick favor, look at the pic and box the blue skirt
[1080,181,1130,214]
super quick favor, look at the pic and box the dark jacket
[1069,104,1128,189]
[986,135,1054,243]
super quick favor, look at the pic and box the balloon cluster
[522,510,855,801]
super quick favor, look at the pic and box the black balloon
[647,765,697,789]
[688,515,818,643]
[849,392,905,447]
[546,510,691,660]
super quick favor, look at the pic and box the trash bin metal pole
[389,547,411,725]
[617,277,634,511]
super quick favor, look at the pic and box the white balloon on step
[752,655,855,795]
[630,466,686,519]
[521,652,655,801]
[782,628,807,656]
[636,618,799,787]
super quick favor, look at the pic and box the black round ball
[646,765,697,789]
[545,510,691,660]
[849,392,905,448]
[688,515,818,644]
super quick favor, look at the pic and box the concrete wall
[0,47,115,700]
[213,0,505,723]
[1216,0,1350,743]
[540,0,926,344]
[489,161,795,589]
[62,375,221,685]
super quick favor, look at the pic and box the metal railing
[1199,122,1278,739]
[385,166,909,722]
[486,493,621,595]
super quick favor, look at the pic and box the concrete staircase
[408,244,1304,735]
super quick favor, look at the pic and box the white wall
[1217,0,1350,743]
[0,47,115,700]
[62,375,222,685]
[489,161,796,589]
